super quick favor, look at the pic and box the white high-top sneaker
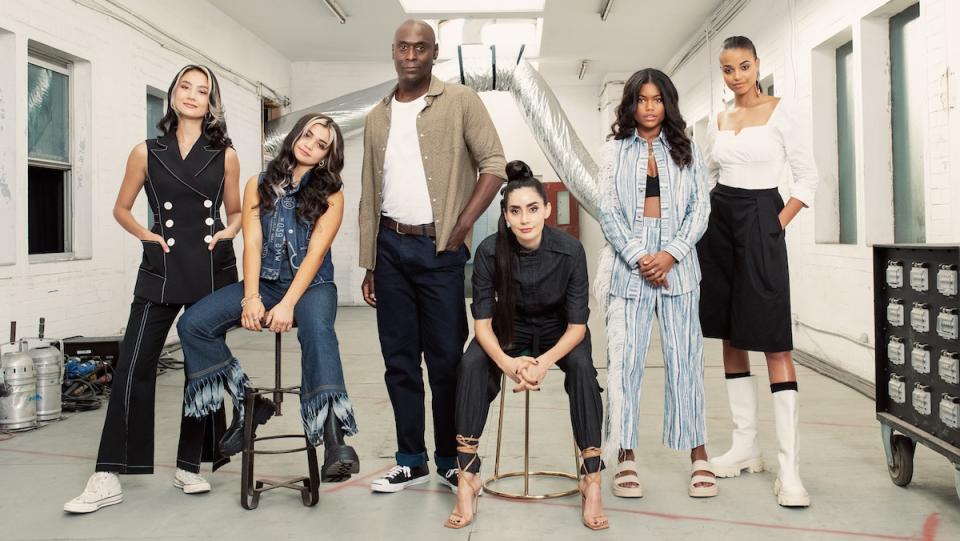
[63,472,123,513]
[710,375,765,478]
[173,468,211,494]
[773,389,811,507]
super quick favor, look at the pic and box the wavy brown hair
[157,65,232,149]
[257,114,344,224]
[609,68,693,168]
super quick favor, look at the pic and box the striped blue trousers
[604,218,707,459]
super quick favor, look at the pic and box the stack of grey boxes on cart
[874,244,960,499]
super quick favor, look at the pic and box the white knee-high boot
[773,389,810,507]
[710,375,764,477]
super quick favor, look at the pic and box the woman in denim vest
[599,69,716,499]
[176,113,359,482]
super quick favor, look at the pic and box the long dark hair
[257,114,344,224]
[722,36,763,94]
[157,65,232,149]
[493,160,548,349]
[609,68,693,168]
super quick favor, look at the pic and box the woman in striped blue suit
[599,68,716,499]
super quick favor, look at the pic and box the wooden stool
[240,329,321,510]
[483,371,581,500]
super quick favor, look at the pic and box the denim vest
[259,172,334,286]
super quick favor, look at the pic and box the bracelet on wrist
[240,294,262,307]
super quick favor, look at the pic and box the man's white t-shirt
[381,95,434,225]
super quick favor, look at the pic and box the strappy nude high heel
[444,436,482,530]
[579,447,610,531]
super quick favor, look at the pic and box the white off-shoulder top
[706,98,818,206]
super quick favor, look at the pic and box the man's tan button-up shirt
[359,76,507,270]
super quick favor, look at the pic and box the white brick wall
[666,0,958,382]
[0,0,290,340]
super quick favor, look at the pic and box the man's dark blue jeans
[374,224,469,471]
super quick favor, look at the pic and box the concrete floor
[1,304,959,540]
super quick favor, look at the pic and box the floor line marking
[323,464,393,493]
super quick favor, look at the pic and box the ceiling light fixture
[599,0,614,21]
[322,0,347,24]
[399,1,545,14]
[578,60,589,80]
[436,18,543,61]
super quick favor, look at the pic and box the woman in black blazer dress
[65,65,241,514]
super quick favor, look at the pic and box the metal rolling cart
[873,244,960,501]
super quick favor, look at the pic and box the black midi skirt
[697,183,793,352]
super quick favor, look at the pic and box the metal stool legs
[483,373,581,499]
[273,332,283,416]
[240,331,321,510]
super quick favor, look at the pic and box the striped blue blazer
[598,131,710,298]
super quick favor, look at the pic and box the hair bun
[505,160,534,182]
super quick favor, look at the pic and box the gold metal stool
[483,372,581,499]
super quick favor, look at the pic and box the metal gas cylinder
[27,344,62,421]
[1,322,38,429]
[0,349,38,430]
[21,318,63,421]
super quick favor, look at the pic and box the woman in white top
[698,36,818,508]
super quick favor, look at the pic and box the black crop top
[645,174,660,198]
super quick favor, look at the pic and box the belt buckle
[394,220,405,235]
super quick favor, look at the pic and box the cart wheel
[888,435,915,487]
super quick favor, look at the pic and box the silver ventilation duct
[264,58,602,218]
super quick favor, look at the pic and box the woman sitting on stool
[446,161,608,531]
[176,113,360,482]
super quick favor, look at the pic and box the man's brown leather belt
[381,216,437,238]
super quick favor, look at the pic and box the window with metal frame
[836,40,857,244]
[27,54,72,256]
[145,87,166,229]
[890,3,925,243]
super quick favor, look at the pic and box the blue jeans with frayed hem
[177,266,358,446]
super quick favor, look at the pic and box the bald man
[359,19,507,493]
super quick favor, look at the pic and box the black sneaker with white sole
[370,464,429,493]
[438,467,459,493]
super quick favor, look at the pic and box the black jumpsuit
[455,226,604,473]
[95,133,238,474]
